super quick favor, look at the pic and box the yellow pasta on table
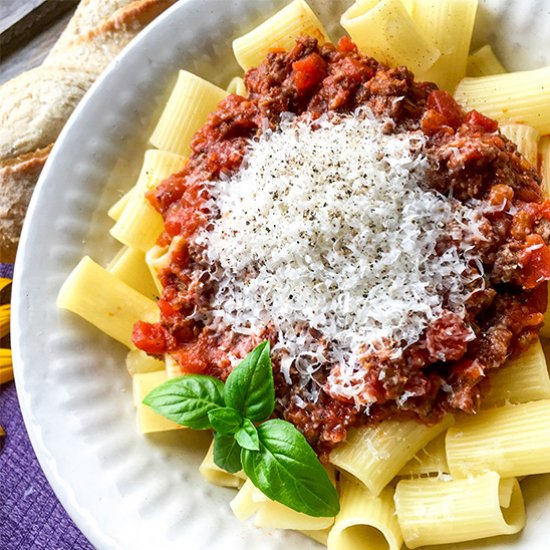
[446,400,550,478]
[411,0,478,91]
[340,0,440,74]
[327,478,402,550]
[125,349,164,376]
[394,472,525,548]
[329,415,453,495]
[57,256,158,349]
[467,44,506,77]
[233,0,330,71]
[454,66,550,133]
[149,70,228,155]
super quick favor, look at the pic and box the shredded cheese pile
[200,110,482,404]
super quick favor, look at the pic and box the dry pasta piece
[394,472,525,548]
[500,123,539,167]
[149,71,227,155]
[411,0,478,91]
[107,247,159,301]
[132,371,185,433]
[226,76,247,96]
[57,256,158,349]
[481,338,550,409]
[446,400,550,478]
[398,432,448,476]
[327,477,402,550]
[454,66,550,133]
[340,0,440,74]
[199,440,246,489]
[329,415,453,495]
[232,0,330,71]
[467,44,506,77]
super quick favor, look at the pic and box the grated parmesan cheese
[197,109,483,405]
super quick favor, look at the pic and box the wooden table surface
[0,0,77,86]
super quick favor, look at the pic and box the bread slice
[0,0,175,262]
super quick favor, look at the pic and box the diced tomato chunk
[520,234,550,289]
[292,53,327,93]
[337,36,357,53]
[464,110,498,132]
[132,321,174,354]
[426,90,464,129]
[538,200,550,221]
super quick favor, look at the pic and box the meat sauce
[133,37,550,458]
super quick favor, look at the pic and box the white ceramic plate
[12,1,550,549]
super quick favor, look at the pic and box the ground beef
[134,37,550,458]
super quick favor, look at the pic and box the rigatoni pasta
[412,0,478,91]
[481,338,550,409]
[446,400,550,478]
[340,0,440,74]
[467,44,506,77]
[232,0,329,71]
[149,70,227,155]
[57,256,158,348]
[499,123,539,166]
[454,66,550,133]
[327,478,402,550]
[394,472,525,548]
[329,415,453,495]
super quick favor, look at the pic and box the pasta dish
[57,1,550,549]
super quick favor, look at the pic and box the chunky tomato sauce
[133,37,550,458]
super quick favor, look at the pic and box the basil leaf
[234,418,260,451]
[224,341,274,422]
[213,432,242,474]
[208,407,243,435]
[143,375,224,429]
[241,419,339,517]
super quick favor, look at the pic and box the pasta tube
[411,0,478,91]
[57,256,158,349]
[199,440,246,489]
[107,247,159,301]
[446,400,550,478]
[398,432,448,476]
[394,472,525,548]
[226,76,247,96]
[481,339,550,409]
[454,66,550,133]
[341,0,440,74]
[149,70,227,155]
[232,0,330,71]
[330,415,453,495]
[132,371,185,433]
[540,136,550,201]
[327,478,402,550]
[467,44,506,77]
[500,123,539,167]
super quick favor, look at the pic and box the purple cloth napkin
[0,263,92,549]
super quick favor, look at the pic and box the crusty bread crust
[0,0,175,263]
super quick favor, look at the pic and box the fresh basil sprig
[144,341,339,518]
